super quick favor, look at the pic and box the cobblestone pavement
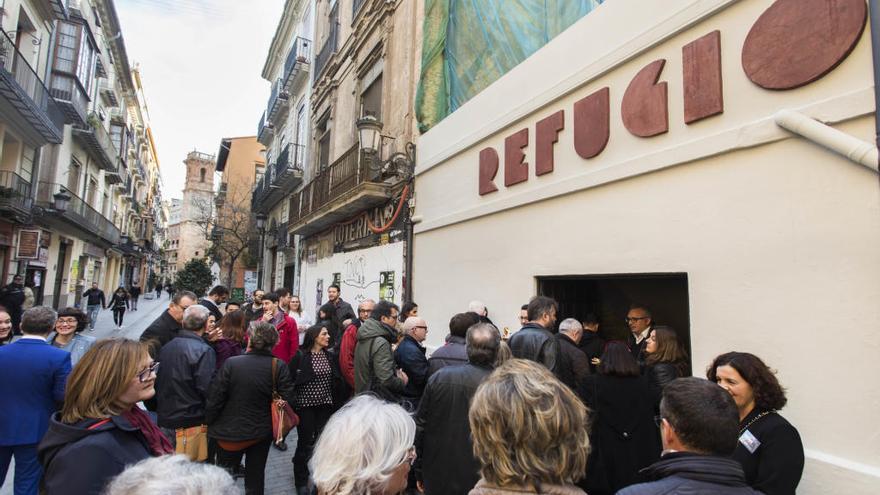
[0,295,299,495]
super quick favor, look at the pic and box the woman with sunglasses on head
[707,352,804,495]
[310,394,415,495]
[38,339,171,495]
[48,307,96,366]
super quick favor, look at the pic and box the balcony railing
[48,72,88,127]
[314,22,339,82]
[72,113,120,172]
[257,111,274,145]
[266,78,289,123]
[36,181,120,245]
[0,170,32,217]
[251,143,305,213]
[290,145,387,225]
[0,29,64,144]
[282,36,311,88]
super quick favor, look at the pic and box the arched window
[200,168,206,182]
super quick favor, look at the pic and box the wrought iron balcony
[257,111,274,145]
[251,143,304,214]
[288,144,394,236]
[0,29,64,145]
[266,78,289,123]
[0,170,32,221]
[281,36,311,92]
[35,181,120,245]
[314,22,339,82]
[48,72,88,128]
[72,113,120,172]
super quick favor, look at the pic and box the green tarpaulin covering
[416,0,603,132]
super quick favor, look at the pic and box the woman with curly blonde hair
[468,359,590,494]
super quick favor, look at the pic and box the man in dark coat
[243,289,265,327]
[626,304,653,364]
[579,313,605,374]
[128,282,142,311]
[353,301,407,399]
[618,378,761,495]
[427,312,480,376]
[198,285,228,322]
[327,284,356,325]
[415,323,500,495]
[82,282,106,330]
[140,290,197,358]
[394,317,430,410]
[556,318,590,387]
[155,305,216,445]
[508,296,561,376]
[0,274,26,335]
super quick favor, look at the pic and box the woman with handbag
[289,324,349,495]
[206,322,296,495]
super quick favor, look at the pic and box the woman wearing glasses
[48,307,96,366]
[38,339,171,495]
[310,394,415,495]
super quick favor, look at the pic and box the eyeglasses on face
[137,362,160,382]
[57,317,78,326]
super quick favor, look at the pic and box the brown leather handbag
[271,358,299,443]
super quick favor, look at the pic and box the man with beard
[508,296,561,377]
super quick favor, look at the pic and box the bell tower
[181,150,215,222]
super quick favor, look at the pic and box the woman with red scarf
[38,339,173,495]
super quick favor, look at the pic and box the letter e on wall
[504,128,529,187]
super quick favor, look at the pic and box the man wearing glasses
[394,317,430,411]
[625,304,653,364]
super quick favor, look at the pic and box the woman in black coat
[643,325,689,406]
[206,322,296,495]
[708,352,804,495]
[106,287,129,330]
[579,341,661,495]
[288,324,349,494]
[315,303,341,347]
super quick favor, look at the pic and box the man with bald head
[394,316,430,410]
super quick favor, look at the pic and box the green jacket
[354,318,405,397]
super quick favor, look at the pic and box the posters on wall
[379,271,395,301]
[244,271,257,296]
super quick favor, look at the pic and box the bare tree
[191,184,258,288]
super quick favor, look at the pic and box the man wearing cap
[394,317,429,410]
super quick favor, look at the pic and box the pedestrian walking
[47,307,95,367]
[81,283,106,331]
[617,378,762,495]
[468,359,590,495]
[129,282,141,311]
[0,274,27,335]
[289,324,350,493]
[155,305,216,460]
[310,395,415,495]
[415,323,500,495]
[0,307,72,495]
[708,352,804,495]
[165,284,174,299]
[107,287,130,330]
[155,284,162,299]
[0,309,13,346]
[206,323,295,495]
[579,342,660,494]
[37,339,171,495]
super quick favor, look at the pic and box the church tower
[176,151,216,272]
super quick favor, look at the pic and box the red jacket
[339,323,358,389]
[272,312,299,363]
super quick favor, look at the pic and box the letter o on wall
[742,0,867,90]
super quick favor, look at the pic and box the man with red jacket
[252,291,298,363]
[339,299,375,389]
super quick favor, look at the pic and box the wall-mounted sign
[16,230,40,259]
[379,271,395,301]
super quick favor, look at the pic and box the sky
[116,0,285,199]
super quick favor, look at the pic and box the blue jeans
[87,305,101,329]
[0,444,42,495]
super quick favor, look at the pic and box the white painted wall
[299,241,403,318]
[413,0,880,492]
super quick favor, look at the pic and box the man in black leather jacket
[415,322,501,495]
[508,296,561,376]
[155,305,216,445]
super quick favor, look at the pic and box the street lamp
[52,190,71,213]
[356,115,383,155]
[255,213,268,289]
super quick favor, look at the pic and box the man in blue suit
[0,306,71,495]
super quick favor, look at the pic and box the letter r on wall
[479,147,500,195]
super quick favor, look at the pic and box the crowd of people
[0,281,807,495]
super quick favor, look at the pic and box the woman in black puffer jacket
[206,322,295,495]
[643,325,689,405]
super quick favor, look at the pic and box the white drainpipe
[774,110,879,173]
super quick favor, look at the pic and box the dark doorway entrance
[538,273,691,361]
[283,264,295,292]
[52,242,69,309]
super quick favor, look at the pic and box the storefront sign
[477,0,868,196]
[333,202,400,248]
[15,230,40,259]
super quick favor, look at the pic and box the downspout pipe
[774,110,879,173]
[871,0,880,163]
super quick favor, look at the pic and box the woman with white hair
[104,454,238,495]
[310,395,415,495]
